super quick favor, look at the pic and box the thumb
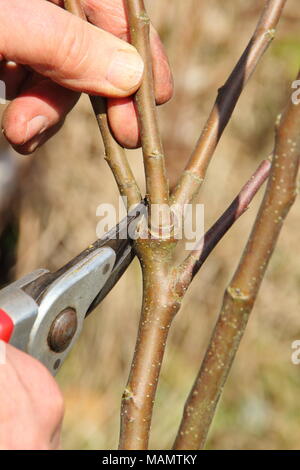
[0,0,144,97]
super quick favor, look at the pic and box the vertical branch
[126,0,169,208]
[64,0,141,208]
[119,254,180,450]
[117,0,173,451]
[91,98,142,207]
[65,0,172,450]
[172,0,287,206]
[174,82,300,450]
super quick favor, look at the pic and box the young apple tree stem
[174,81,300,450]
[91,97,142,207]
[172,0,287,206]
[126,0,169,209]
[64,0,142,208]
[177,159,272,286]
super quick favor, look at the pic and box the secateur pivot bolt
[48,308,78,353]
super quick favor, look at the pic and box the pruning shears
[0,203,145,375]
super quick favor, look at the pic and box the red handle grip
[0,309,14,343]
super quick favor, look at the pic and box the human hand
[0,342,64,449]
[0,0,173,154]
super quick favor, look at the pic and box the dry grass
[1,0,299,449]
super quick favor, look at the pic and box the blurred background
[0,0,299,450]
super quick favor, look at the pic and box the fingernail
[107,49,144,92]
[26,134,43,153]
[25,115,49,143]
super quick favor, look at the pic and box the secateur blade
[22,201,147,313]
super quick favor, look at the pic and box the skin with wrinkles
[82,0,129,37]
[0,0,173,153]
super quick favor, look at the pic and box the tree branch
[117,0,172,449]
[64,0,141,208]
[176,159,271,291]
[119,255,179,449]
[91,97,142,207]
[118,159,272,450]
[171,0,287,206]
[126,0,169,209]
[173,78,300,450]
